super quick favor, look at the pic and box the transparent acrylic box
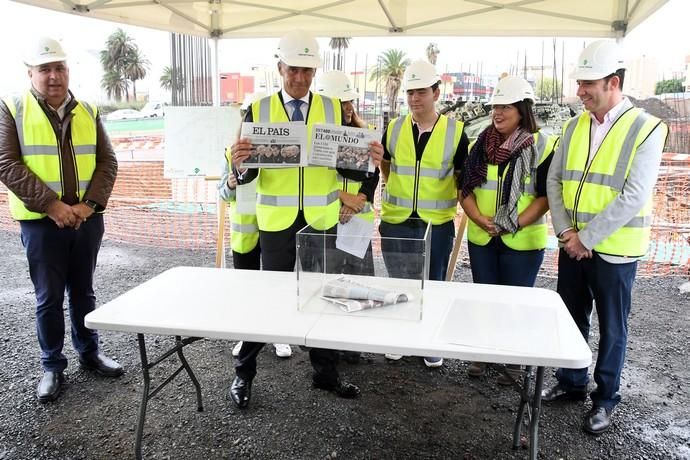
[296,217,431,321]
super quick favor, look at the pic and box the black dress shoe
[230,376,252,409]
[583,406,613,434]
[312,378,360,399]
[541,383,587,402]
[37,371,64,403]
[79,353,124,378]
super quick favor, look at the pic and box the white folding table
[86,266,591,460]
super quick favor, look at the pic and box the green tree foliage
[100,28,149,102]
[536,77,562,101]
[655,78,683,95]
[369,49,410,116]
[159,66,185,92]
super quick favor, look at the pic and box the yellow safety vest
[382,114,463,225]
[251,93,341,231]
[561,107,667,257]
[3,92,97,220]
[337,174,374,222]
[467,131,558,250]
[224,148,259,254]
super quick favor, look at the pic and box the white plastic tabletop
[86,266,591,368]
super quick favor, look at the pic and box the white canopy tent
[10,0,669,39]
[10,0,669,103]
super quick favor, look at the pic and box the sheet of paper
[336,216,374,259]
[436,299,561,355]
[235,181,257,215]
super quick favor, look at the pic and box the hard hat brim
[489,94,535,105]
[24,54,67,67]
[569,68,612,81]
[279,55,321,69]
[404,78,441,91]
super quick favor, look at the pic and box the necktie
[289,99,304,122]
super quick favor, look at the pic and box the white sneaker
[274,343,292,358]
[384,353,404,361]
[232,341,243,358]
[424,357,444,368]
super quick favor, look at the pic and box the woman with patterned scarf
[460,76,558,384]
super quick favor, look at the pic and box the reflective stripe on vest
[561,108,666,256]
[3,92,98,220]
[382,114,463,225]
[224,147,260,254]
[467,131,556,250]
[252,93,341,231]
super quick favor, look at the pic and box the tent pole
[211,37,220,107]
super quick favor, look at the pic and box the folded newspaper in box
[320,276,410,313]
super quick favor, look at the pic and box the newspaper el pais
[240,122,307,168]
[309,123,376,172]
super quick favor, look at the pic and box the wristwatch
[84,200,99,211]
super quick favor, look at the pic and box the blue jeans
[20,216,104,372]
[379,219,455,281]
[555,249,637,410]
[468,238,544,287]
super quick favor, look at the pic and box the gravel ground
[0,228,688,460]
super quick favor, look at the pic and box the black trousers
[20,215,104,372]
[235,212,341,385]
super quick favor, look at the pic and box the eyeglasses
[491,105,516,113]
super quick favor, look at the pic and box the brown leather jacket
[0,89,118,214]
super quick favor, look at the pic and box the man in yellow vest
[544,40,668,434]
[0,37,122,403]
[218,149,292,359]
[227,31,384,408]
[379,60,469,368]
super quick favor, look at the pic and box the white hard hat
[24,37,67,67]
[570,40,625,81]
[403,60,440,90]
[275,30,321,68]
[489,76,535,105]
[316,71,356,101]
[241,91,269,110]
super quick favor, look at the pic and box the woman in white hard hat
[460,75,558,383]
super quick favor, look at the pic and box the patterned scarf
[461,125,536,233]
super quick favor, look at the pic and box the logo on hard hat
[44,47,49,52]
[304,48,309,53]
[583,59,588,65]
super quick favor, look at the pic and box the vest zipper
[412,160,421,212]
[56,121,65,199]
[299,167,304,210]
[495,167,504,216]
[69,136,80,201]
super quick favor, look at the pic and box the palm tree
[100,28,149,102]
[426,42,440,65]
[329,37,350,71]
[123,45,149,101]
[101,70,128,102]
[160,66,174,91]
[369,49,410,116]
[160,66,185,93]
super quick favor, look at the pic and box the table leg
[133,334,204,459]
[175,336,203,411]
[511,366,532,449]
[135,334,150,460]
[529,366,545,460]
